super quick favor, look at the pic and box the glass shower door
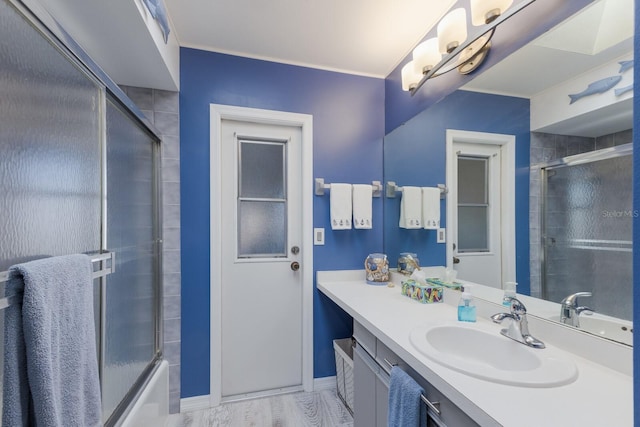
[0,0,103,415]
[541,146,633,321]
[103,98,161,422]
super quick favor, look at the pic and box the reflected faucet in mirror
[560,292,595,328]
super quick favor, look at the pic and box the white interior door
[219,119,303,400]
[452,142,503,287]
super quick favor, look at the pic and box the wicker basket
[333,338,354,414]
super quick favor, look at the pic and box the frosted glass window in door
[240,141,285,198]
[458,156,489,252]
[237,139,287,258]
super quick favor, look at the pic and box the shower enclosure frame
[538,143,633,302]
[3,0,165,425]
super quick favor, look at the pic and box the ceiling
[164,0,456,78]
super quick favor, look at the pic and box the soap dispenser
[457,285,476,322]
[502,281,517,307]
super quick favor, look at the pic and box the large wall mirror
[383,0,634,346]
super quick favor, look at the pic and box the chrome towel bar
[314,178,382,197]
[383,357,441,416]
[0,251,116,310]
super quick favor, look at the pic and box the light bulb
[470,0,513,25]
[401,61,422,91]
[438,8,468,54]
[413,38,441,75]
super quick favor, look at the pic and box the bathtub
[119,360,170,427]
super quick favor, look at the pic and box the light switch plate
[314,228,325,245]
[437,228,446,243]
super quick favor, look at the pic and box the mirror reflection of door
[453,143,502,287]
[446,129,516,290]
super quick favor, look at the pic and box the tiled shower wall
[529,129,633,298]
[120,86,181,414]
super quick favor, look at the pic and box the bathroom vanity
[317,270,633,427]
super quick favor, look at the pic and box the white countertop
[318,270,633,427]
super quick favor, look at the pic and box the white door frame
[445,129,516,285]
[209,104,314,407]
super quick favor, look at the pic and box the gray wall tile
[164,341,181,366]
[162,158,181,183]
[169,365,181,395]
[155,112,179,137]
[164,182,181,205]
[614,129,632,145]
[164,227,181,250]
[162,134,180,160]
[164,272,181,296]
[164,318,181,342]
[140,110,154,124]
[163,204,181,228]
[163,249,181,274]
[126,87,154,110]
[169,393,181,414]
[164,295,181,320]
[154,90,180,113]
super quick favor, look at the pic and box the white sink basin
[548,315,633,346]
[409,321,578,387]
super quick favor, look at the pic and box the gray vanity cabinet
[353,343,380,427]
[353,321,479,427]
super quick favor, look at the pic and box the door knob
[291,261,300,271]
[453,257,460,264]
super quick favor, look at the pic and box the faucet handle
[575,306,595,316]
[509,297,527,316]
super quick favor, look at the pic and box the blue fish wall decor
[568,75,622,104]
[619,60,634,73]
[614,84,633,97]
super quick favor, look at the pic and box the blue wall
[180,48,385,398]
[383,90,530,293]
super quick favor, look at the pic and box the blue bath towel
[3,254,102,427]
[388,366,426,427]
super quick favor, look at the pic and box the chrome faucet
[491,298,545,349]
[560,292,594,328]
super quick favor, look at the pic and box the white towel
[399,186,422,229]
[422,187,441,229]
[352,184,373,229]
[330,183,352,230]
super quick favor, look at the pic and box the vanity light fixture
[401,0,534,96]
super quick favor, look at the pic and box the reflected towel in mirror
[399,186,422,229]
[422,187,441,230]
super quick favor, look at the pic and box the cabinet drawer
[353,320,376,357]
[376,340,479,427]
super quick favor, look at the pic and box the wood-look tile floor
[168,389,353,427]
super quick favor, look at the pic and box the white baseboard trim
[314,376,337,391]
[180,395,211,413]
